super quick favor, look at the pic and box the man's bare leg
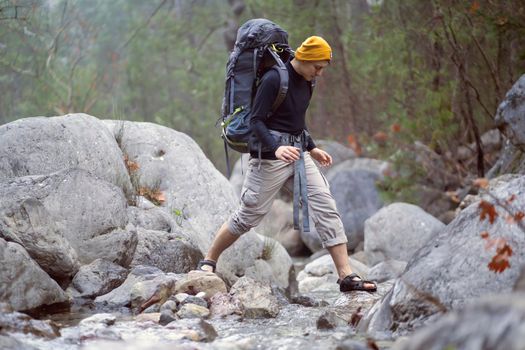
[200,221,239,272]
[327,243,375,289]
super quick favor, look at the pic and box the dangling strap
[292,135,310,232]
[224,138,231,178]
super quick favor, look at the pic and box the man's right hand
[275,145,301,163]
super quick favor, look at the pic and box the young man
[199,36,376,293]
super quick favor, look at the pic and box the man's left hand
[310,148,332,167]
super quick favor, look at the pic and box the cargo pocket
[240,171,262,208]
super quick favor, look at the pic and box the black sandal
[197,259,216,272]
[337,273,377,293]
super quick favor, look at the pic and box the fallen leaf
[390,123,401,133]
[373,131,388,144]
[479,200,498,224]
[480,231,489,239]
[514,212,525,222]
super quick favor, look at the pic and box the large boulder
[495,74,525,152]
[103,120,237,254]
[360,176,525,337]
[130,227,202,273]
[393,293,525,350]
[0,169,136,269]
[324,159,386,250]
[0,238,68,311]
[71,259,128,298]
[256,199,308,256]
[364,203,445,266]
[0,113,131,190]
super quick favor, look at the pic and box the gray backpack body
[220,18,292,158]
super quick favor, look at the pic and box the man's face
[303,60,329,81]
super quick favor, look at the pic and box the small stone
[160,300,177,313]
[179,296,208,309]
[174,292,190,304]
[196,291,206,299]
[317,310,348,330]
[177,303,210,319]
[159,309,178,326]
[135,313,160,323]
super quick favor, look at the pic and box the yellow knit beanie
[295,36,332,61]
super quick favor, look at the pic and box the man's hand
[275,145,301,163]
[310,147,332,167]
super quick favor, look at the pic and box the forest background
[1,0,524,208]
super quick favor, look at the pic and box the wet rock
[175,270,227,300]
[134,313,160,323]
[159,309,177,326]
[130,227,203,273]
[0,335,38,350]
[291,295,327,307]
[72,259,128,298]
[367,260,407,283]
[130,273,179,311]
[297,254,369,293]
[79,313,117,327]
[164,319,217,342]
[325,161,385,250]
[177,303,210,319]
[229,276,280,318]
[317,310,348,329]
[392,293,525,350]
[0,238,68,311]
[159,300,177,312]
[95,265,163,308]
[364,203,444,266]
[179,295,207,309]
[208,292,244,318]
[335,339,369,350]
[495,74,525,151]
[361,176,525,337]
[330,280,394,326]
[0,309,60,338]
[172,292,190,304]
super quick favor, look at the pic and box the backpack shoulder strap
[267,48,289,113]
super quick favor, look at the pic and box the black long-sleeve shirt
[249,60,316,159]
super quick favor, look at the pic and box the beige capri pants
[227,152,348,248]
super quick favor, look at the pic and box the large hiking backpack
[219,19,292,173]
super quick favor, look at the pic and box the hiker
[199,36,377,293]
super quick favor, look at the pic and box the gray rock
[95,265,163,308]
[127,206,173,232]
[159,300,177,313]
[392,293,525,350]
[174,270,227,301]
[314,140,356,170]
[0,114,131,192]
[317,310,348,329]
[325,163,384,250]
[103,120,237,255]
[336,339,369,350]
[364,203,444,266]
[495,74,525,152]
[130,273,179,311]
[0,169,135,268]
[0,198,79,281]
[79,313,117,327]
[177,303,210,319]
[159,309,177,326]
[256,199,308,256]
[367,260,407,283]
[179,296,207,309]
[72,259,128,298]
[297,254,369,293]
[164,319,217,342]
[130,228,202,273]
[0,238,68,311]
[229,276,280,318]
[361,176,525,337]
[0,335,38,350]
[228,153,250,197]
[514,265,525,291]
[208,292,244,318]
[0,308,60,338]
